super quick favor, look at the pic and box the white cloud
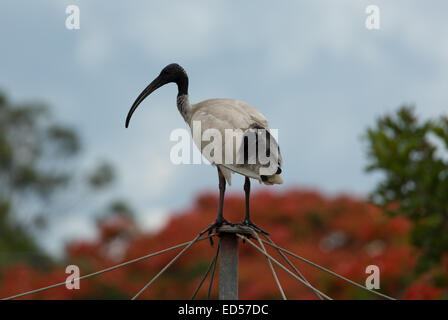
[122,1,222,59]
[40,213,96,256]
[138,207,169,232]
[75,28,111,69]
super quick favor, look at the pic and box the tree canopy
[0,91,118,268]
[365,106,448,273]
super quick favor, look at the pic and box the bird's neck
[177,94,191,122]
[176,75,188,96]
[175,70,190,121]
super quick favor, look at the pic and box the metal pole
[217,225,252,300]
[219,232,239,300]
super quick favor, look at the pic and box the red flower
[404,281,444,300]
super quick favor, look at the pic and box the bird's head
[159,63,187,84]
[125,63,188,128]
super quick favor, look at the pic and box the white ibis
[125,63,283,237]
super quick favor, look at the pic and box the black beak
[125,75,165,128]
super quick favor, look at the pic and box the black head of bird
[125,63,188,128]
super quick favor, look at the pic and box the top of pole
[217,225,254,236]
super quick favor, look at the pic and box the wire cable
[253,231,286,300]
[262,234,324,300]
[260,238,396,300]
[131,229,210,300]
[238,234,332,300]
[191,243,220,299]
[207,246,219,299]
[2,233,215,300]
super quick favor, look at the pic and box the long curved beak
[125,76,164,128]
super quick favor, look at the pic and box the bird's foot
[200,218,234,246]
[238,219,270,236]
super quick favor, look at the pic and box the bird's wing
[189,99,282,184]
[232,99,269,128]
[238,123,282,176]
[191,99,269,129]
[220,123,283,185]
[189,101,250,172]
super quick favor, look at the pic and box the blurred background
[0,0,447,299]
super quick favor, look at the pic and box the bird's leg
[244,176,250,222]
[216,168,228,225]
[200,168,233,245]
[241,177,269,235]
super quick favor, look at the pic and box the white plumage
[187,98,283,185]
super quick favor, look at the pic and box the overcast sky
[1,1,447,255]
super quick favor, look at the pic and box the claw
[238,219,270,236]
[201,218,234,246]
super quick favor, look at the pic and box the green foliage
[365,106,448,273]
[0,92,76,200]
[107,200,134,216]
[46,125,80,156]
[0,201,51,269]
[88,162,115,189]
[0,91,118,266]
[0,92,78,266]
